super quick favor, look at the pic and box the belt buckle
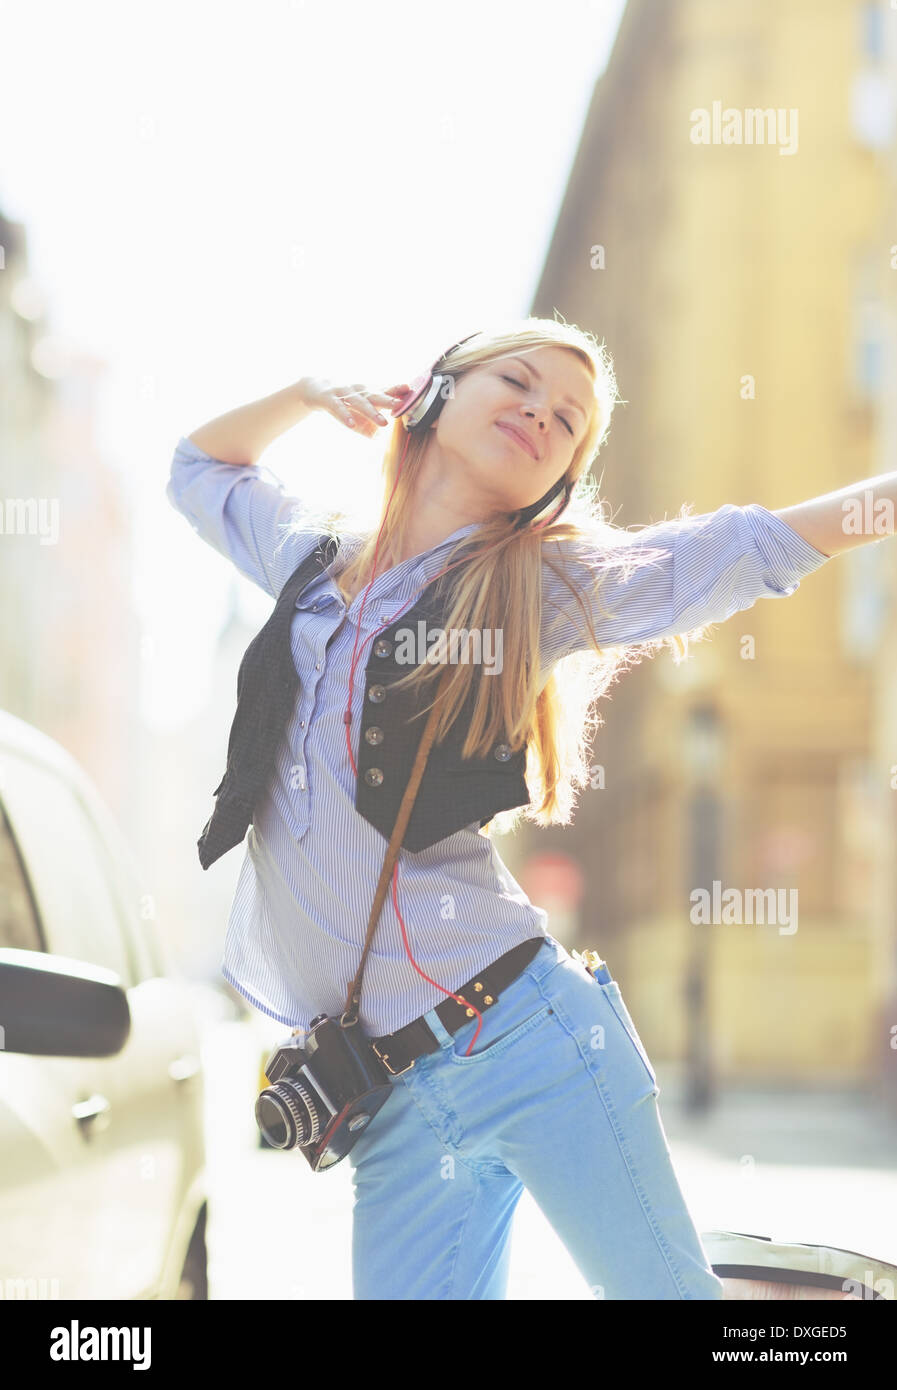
[371,1041,415,1076]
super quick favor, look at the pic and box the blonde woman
[168,316,884,1300]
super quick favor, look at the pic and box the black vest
[197,533,530,868]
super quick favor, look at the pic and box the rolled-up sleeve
[165,436,324,598]
[541,502,831,666]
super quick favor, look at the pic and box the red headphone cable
[340,425,487,1053]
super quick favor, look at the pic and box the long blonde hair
[290,315,710,836]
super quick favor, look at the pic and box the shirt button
[365,726,384,745]
[368,684,386,703]
[315,662,321,670]
[365,767,384,786]
[373,638,392,658]
[493,742,512,761]
[300,720,306,727]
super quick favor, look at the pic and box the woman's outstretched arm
[540,503,831,668]
[187,375,402,466]
[187,381,315,466]
[774,470,897,558]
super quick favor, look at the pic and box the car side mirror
[0,948,131,1057]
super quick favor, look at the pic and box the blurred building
[0,208,140,831]
[875,4,897,1110]
[138,579,258,992]
[0,213,56,714]
[0,204,250,1001]
[510,0,897,1090]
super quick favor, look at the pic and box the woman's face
[427,345,596,515]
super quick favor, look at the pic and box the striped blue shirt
[166,436,830,1037]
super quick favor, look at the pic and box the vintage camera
[255,1014,396,1171]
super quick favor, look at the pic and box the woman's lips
[495,421,538,460]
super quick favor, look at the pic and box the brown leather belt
[370,935,545,1076]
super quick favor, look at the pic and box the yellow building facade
[508,0,895,1085]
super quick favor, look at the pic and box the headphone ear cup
[390,372,431,420]
[514,476,573,530]
[531,490,572,531]
[394,372,449,431]
[391,333,478,430]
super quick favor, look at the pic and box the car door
[0,742,202,1298]
[0,781,103,1298]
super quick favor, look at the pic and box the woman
[167,316,886,1300]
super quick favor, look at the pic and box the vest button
[364,767,384,786]
[493,742,512,761]
[373,638,392,657]
[367,684,386,703]
[365,726,384,745]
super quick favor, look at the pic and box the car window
[0,749,135,985]
[0,794,45,952]
[82,788,165,982]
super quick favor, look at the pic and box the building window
[852,299,884,398]
[859,2,886,63]
[851,248,885,400]
[745,757,839,920]
[850,71,895,146]
[858,311,884,395]
[840,542,890,663]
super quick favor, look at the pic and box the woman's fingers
[325,386,377,432]
[339,392,389,432]
[337,383,415,434]
[309,379,414,434]
[384,384,414,414]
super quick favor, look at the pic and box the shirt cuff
[742,503,832,590]
[172,436,286,492]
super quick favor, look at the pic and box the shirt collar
[299,519,483,607]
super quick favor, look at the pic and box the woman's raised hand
[297,377,412,437]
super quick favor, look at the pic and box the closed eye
[501,375,574,436]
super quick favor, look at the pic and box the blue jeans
[347,933,725,1300]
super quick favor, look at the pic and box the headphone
[389,332,575,531]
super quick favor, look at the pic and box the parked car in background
[0,708,208,1299]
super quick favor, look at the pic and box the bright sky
[1,0,627,728]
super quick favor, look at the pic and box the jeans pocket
[599,980,659,1090]
[448,972,552,1064]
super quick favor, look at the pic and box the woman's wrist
[293,376,314,408]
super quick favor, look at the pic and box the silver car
[0,708,208,1299]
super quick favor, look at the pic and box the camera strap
[340,666,452,1029]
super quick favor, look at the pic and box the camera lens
[255,1078,323,1149]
